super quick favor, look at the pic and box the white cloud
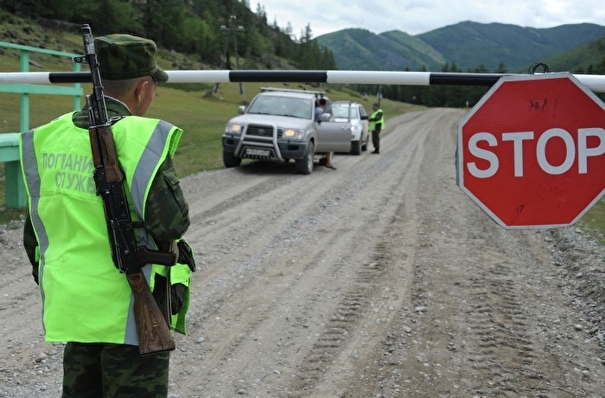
[254,0,605,37]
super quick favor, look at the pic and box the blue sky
[252,0,605,38]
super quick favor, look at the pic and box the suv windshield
[331,105,359,120]
[247,95,312,119]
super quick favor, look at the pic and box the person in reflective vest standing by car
[369,103,384,154]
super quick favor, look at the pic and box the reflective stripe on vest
[19,113,182,345]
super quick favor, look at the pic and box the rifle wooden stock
[127,272,175,356]
[90,126,124,183]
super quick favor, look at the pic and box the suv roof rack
[260,86,326,98]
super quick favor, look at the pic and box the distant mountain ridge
[316,21,605,72]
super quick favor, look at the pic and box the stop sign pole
[458,73,605,229]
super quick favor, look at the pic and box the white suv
[327,101,370,155]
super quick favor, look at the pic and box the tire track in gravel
[168,110,431,397]
[460,253,545,397]
[179,110,429,327]
[5,108,605,398]
[361,108,605,398]
[310,108,469,398]
[372,111,558,397]
[288,238,392,397]
[283,109,454,397]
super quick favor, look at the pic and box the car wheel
[351,140,362,155]
[296,141,314,175]
[223,151,242,168]
[362,141,368,151]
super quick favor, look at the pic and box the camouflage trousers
[371,129,381,151]
[61,342,169,398]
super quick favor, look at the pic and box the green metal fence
[0,41,83,208]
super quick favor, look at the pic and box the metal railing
[0,41,84,208]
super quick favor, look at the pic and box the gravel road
[1,108,605,397]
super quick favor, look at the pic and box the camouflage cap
[94,34,168,84]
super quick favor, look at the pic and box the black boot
[371,149,379,154]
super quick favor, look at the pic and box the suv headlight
[283,129,302,139]
[225,123,243,135]
[349,125,357,138]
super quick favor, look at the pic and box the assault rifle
[78,24,175,356]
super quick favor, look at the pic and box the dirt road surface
[2,108,605,397]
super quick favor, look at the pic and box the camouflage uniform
[95,34,169,83]
[62,343,169,397]
[22,34,189,398]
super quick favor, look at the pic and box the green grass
[0,10,422,224]
[0,67,414,224]
[3,10,604,241]
[579,199,605,244]
[4,78,605,236]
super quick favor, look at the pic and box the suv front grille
[246,124,283,139]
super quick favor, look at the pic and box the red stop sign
[458,74,605,229]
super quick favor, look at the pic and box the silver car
[326,101,370,155]
[222,88,352,174]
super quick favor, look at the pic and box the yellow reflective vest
[369,108,384,131]
[20,112,188,345]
